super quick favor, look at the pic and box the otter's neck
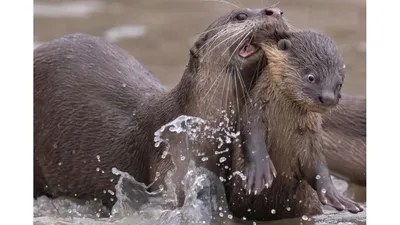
[171,66,241,126]
[265,84,322,133]
[147,66,211,128]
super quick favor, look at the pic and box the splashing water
[34,164,230,225]
[34,115,366,225]
[154,115,206,148]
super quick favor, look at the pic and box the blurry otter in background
[321,95,366,186]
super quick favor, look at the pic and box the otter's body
[227,31,362,221]
[34,8,287,211]
[34,34,180,208]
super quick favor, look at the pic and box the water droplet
[110,179,114,182]
[242,217,247,220]
[58,162,62,166]
[96,155,101,162]
[155,172,160,177]
[219,212,224,217]
[253,222,257,225]
[53,143,58,148]
[201,157,209,162]
[180,155,186,161]
[219,157,227,163]
[96,213,100,218]
[271,209,276,214]
[286,207,291,211]
[96,167,100,172]
[108,190,115,195]
[122,83,126,87]
[315,175,321,180]
[228,214,233,219]
[247,208,251,212]
[218,206,222,211]
[161,151,168,159]
[302,215,309,220]
[321,188,326,194]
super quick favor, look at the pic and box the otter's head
[186,8,289,115]
[261,30,345,113]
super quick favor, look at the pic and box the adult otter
[321,95,366,186]
[34,8,287,211]
[227,30,363,221]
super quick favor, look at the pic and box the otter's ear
[277,39,291,51]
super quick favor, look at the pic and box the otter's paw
[243,158,276,195]
[317,186,364,213]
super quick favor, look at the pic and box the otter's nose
[318,91,337,107]
[262,8,283,18]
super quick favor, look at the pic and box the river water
[34,0,366,224]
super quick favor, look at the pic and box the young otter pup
[228,30,363,221]
[34,8,287,211]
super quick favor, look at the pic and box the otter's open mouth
[238,41,260,58]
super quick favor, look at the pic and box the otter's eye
[307,74,315,83]
[235,13,248,21]
[338,83,343,89]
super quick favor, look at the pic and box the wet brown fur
[227,42,325,220]
[227,24,371,219]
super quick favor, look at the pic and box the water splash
[34,114,365,225]
[154,115,206,148]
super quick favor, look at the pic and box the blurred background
[34,0,365,95]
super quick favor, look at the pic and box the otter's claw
[243,157,276,195]
[317,186,364,213]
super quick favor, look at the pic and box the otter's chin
[308,107,329,113]
[307,104,337,113]
[239,42,260,58]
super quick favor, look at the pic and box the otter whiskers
[199,0,240,9]
[235,68,251,121]
[201,27,250,101]
[201,24,248,60]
